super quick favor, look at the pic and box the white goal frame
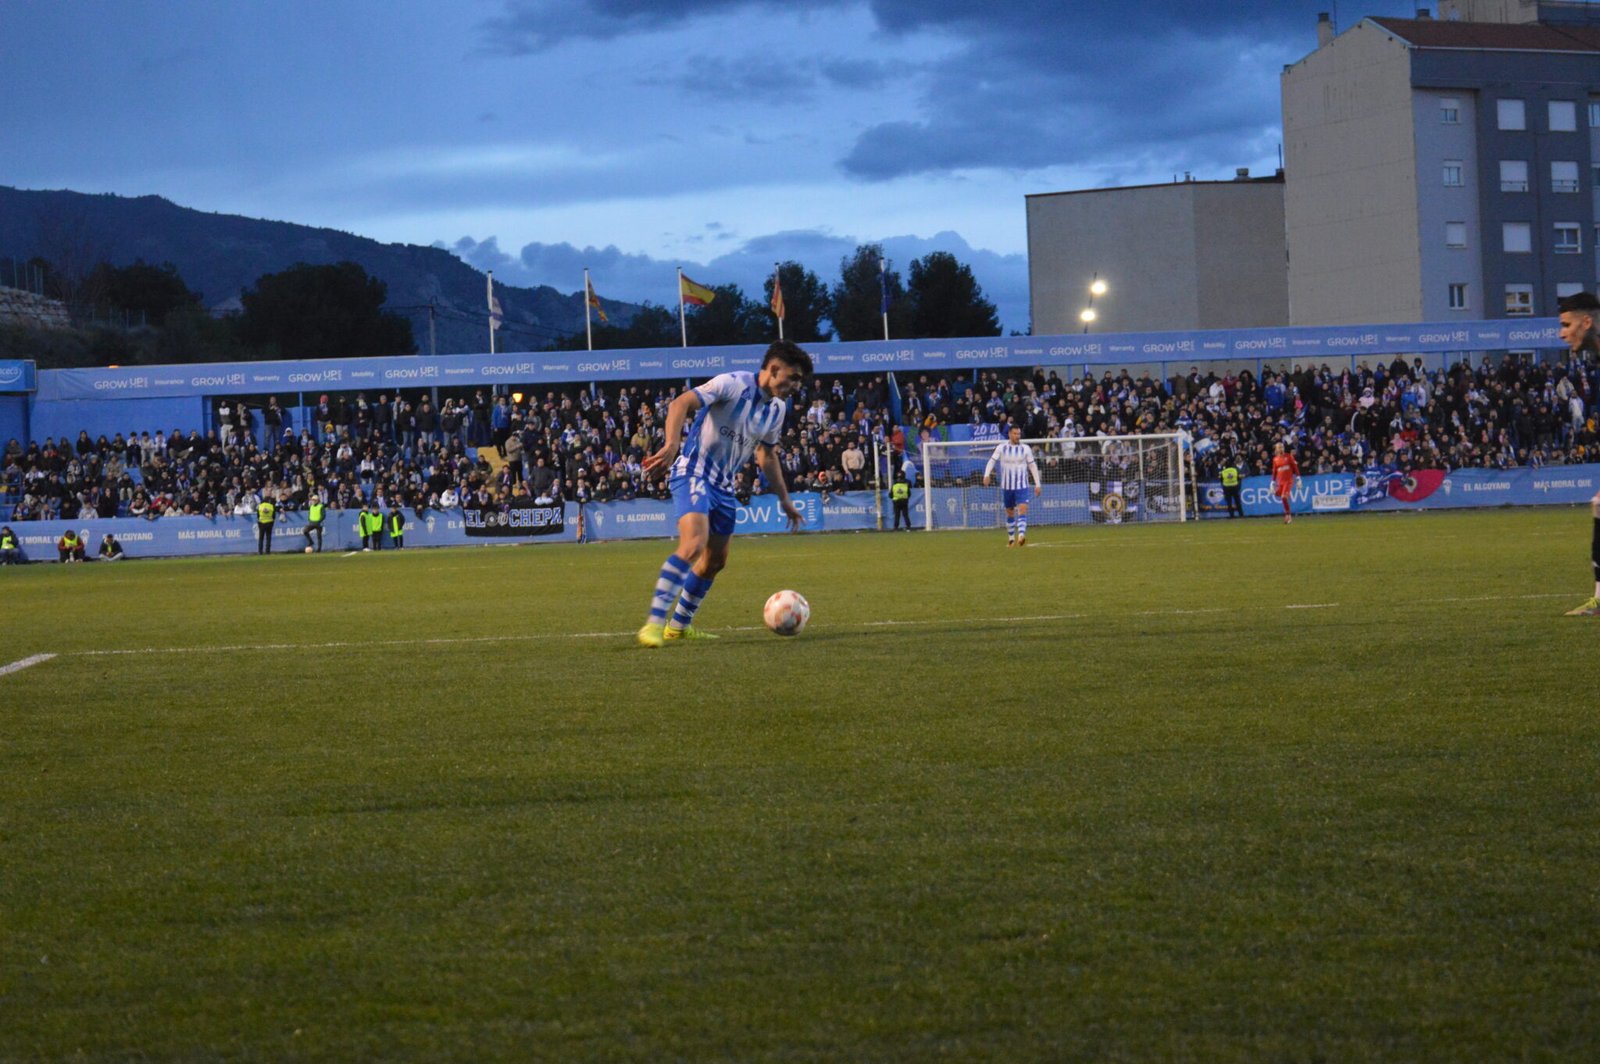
[919,432,1191,532]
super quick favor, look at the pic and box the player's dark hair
[1558,291,1600,314]
[762,339,813,378]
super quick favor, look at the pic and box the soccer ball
[304,546,313,554]
[763,589,810,637]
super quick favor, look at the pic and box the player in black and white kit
[983,424,1043,547]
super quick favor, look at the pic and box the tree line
[555,244,1001,351]
[2,242,1002,369]
[1,258,415,368]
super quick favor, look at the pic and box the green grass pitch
[3,508,1598,1062]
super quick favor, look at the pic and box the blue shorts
[1002,487,1033,509]
[671,474,739,537]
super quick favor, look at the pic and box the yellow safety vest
[1220,466,1240,487]
[258,501,276,524]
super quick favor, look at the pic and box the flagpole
[879,257,890,342]
[487,271,496,355]
[677,267,688,348]
[584,268,594,352]
[774,262,784,341]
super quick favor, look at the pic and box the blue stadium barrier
[0,491,923,561]
[1198,465,1600,517]
[9,464,1596,562]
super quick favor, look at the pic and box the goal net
[919,432,1190,531]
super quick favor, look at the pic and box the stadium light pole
[1081,274,1108,333]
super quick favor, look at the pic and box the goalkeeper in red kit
[1270,442,1300,524]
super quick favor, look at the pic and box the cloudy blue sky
[3,0,1427,334]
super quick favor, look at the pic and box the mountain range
[0,186,629,354]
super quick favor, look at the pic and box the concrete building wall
[1593,94,1600,285]
[1411,49,1599,318]
[1412,88,1485,319]
[1193,182,1290,328]
[1282,21,1423,325]
[1025,177,1285,336]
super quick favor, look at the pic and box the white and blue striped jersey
[671,371,787,492]
[985,440,1041,491]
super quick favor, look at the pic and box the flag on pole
[878,259,890,316]
[770,265,786,340]
[585,275,608,323]
[487,271,502,354]
[680,273,716,306]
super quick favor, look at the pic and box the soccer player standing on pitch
[1557,292,1600,615]
[637,340,814,647]
[1270,441,1300,524]
[983,424,1043,546]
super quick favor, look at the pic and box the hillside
[0,186,629,354]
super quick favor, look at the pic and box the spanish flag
[586,276,608,323]
[770,273,785,320]
[680,273,716,306]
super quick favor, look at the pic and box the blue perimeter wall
[9,465,1599,561]
[5,491,888,561]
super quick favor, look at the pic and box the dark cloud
[644,54,819,105]
[479,0,812,54]
[840,2,1317,180]
[818,58,893,91]
[482,1,1341,180]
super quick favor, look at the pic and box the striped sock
[1017,516,1028,538]
[1006,517,1017,539]
[648,555,693,624]
[669,571,714,630]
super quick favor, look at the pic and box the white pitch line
[0,653,57,677]
[44,589,1580,662]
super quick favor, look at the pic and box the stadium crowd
[3,347,1598,523]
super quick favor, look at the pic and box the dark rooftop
[1370,16,1600,51]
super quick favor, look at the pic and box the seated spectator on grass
[57,528,86,563]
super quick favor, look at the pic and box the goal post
[919,432,1191,531]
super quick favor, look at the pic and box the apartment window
[1552,161,1580,193]
[1549,100,1577,132]
[1497,98,1526,130]
[1500,160,1528,192]
[1503,222,1533,253]
[1505,284,1535,316]
[1591,101,1600,127]
[1448,283,1469,311]
[1445,221,1467,248]
[1592,164,1600,189]
[1440,97,1461,124]
[1443,160,1465,187]
[1554,222,1581,254]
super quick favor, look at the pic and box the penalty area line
[0,653,57,677]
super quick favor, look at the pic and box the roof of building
[1025,172,1285,201]
[1370,16,1600,52]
